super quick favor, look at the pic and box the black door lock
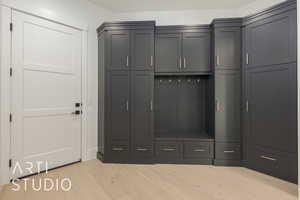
[72,110,81,115]
[75,103,82,107]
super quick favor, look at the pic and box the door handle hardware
[126,100,129,111]
[163,148,176,152]
[224,150,235,153]
[246,101,249,112]
[216,56,220,66]
[150,101,153,111]
[246,53,249,65]
[112,147,124,151]
[184,57,186,68]
[136,148,148,151]
[194,149,206,152]
[150,56,153,67]
[216,100,220,112]
[179,57,182,69]
[71,110,81,115]
[126,56,129,67]
[260,155,277,161]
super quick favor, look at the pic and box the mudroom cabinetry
[97,0,297,184]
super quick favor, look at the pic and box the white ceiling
[91,0,255,12]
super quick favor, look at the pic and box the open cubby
[154,75,213,140]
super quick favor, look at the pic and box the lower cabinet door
[183,141,213,159]
[132,145,154,161]
[108,141,130,162]
[155,141,183,161]
[131,71,154,160]
[247,147,297,183]
[215,142,241,161]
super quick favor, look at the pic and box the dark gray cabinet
[214,28,241,70]
[182,32,211,72]
[215,71,240,142]
[212,19,242,166]
[155,33,181,72]
[243,0,297,183]
[131,30,154,71]
[107,71,131,141]
[131,71,154,160]
[107,30,130,71]
[244,8,296,68]
[155,26,211,74]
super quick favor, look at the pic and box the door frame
[0,7,89,185]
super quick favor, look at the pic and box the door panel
[131,30,154,71]
[11,11,82,178]
[215,28,241,70]
[107,30,130,70]
[131,71,154,146]
[182,32,211,72]
[246,64,297,153]
[155,33,181,72]
[245,10,296,67]
[107,71,130,141]
[215,70,241,142]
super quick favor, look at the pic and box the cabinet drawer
[248,148,297,183]
[109,141,130,161]
[132,145,153,158]
[155,141,183,158]
[215,143,240,160]
[184,141,213,159]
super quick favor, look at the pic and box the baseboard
[86,147,98,160]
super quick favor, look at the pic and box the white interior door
[11,11,82,178]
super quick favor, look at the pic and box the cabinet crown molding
[97,20,156,34]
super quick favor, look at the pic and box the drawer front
[215,143,241,160]
[184,141,213,159]
[132,145,153,158]
[248,148,297,183]
[109,141,130,161]
[155,141,183,158]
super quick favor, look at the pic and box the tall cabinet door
[107,30,130,71]
[131,71,154,160]
[182,32,211,72]
[215,28,241,70]
[131,30,154,71]
[215,71,241,142]
[155,33,182,72]
[106,71,131,160]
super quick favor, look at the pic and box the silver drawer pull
[260,155,277,161]
[179,57,182,69]
[150,56,153,66]
[216,55,220,66]
[224,150,235,153]
[163,148,176,152]
[194,149,206,152]
[184,57,186,68]
[126,56,129,67]
[136,148,148,151]
[112,147,124,151]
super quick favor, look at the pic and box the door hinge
[10,68,12,77]
[9,23,13,32]
[9,113,12,122]
[9,159,12,168]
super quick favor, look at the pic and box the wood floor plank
[0,160,297,200]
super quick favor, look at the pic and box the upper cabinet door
[215,28,241,70]
[131,30,154,71]
[182,32,211,73]
[107,30,130,70]
[155,33,181,72]
[245,10,296,67]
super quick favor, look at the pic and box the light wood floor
[0,160,297,200]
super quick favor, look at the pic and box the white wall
[111,9,237,25]
[0,0,112,161]
[236,0,286,16]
